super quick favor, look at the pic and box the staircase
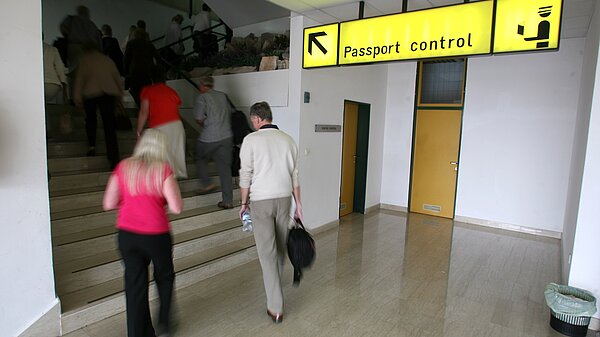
[46,103,257,334]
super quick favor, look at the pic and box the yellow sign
[494,0,562,53]
[303,23,339,68]
[301,0,564,68]
[338,1,493,65]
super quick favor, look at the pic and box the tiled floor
[64,210,597,337]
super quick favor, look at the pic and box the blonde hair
[121,129,170,196]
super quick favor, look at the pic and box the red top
[114,162,173,234]
[140,83,182,128]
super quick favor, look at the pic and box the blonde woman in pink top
[103,129,182,337]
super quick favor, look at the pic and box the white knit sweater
[239,127,299,202]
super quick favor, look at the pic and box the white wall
[42,0,188,46]
[234,17,291,37]
[380,62,417,207]
[169,70,297,141]
[299,65,388,229]
[569,4,600,319]
[456,39,584,233]
[562,4,600,282]
[0,0,59,336]
[379,39,585,234]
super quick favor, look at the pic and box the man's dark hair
[101,24,112,36]
[173,14,184,24]
[81,41,100,52]
[151,66,166,83]
[137,20,146,29]
[199,76,214,88]
[250,102,273,122]
[76,5,90,18]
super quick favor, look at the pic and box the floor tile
[64,210,595,337]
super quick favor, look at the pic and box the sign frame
[301,0,564,69]
[302,23,341,69]
[491,0,564,55]
[336,1,495,67]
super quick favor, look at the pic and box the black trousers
[128,76,152,108]
[84,95,120,168]
[118,230,174,337]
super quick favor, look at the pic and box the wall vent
[423,204,441,212]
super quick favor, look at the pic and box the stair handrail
[150,24,194,44]
[157,22,225,52]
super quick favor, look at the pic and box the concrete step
[48,164,234,200]
[45,103,138,117]
[47,124,252,334]
[55,219,249,295]
[47,137,197,159]
[48,156,117,175]
[58,236,255,312]
[48,162,216,193]
[58,235,255,314]
[53,207,240,270]
[46,110,198,143]
[48,157,199,176]
[52,198,240,244]
[50,176,234,216]
[52,202,254,322]
[61,243,257,334]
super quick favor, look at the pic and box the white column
[0,0,59,336]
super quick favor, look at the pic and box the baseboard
[311,219,339,235]
[454,215,562,239]
[589,316,599,331]
[378,204,560,239]
[18,298,61,337]
[379,203,408,213]
[364,203,381,214]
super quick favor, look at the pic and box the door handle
[450,161,458,171]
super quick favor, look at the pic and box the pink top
[114,162,173,234]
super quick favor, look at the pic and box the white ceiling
[266,0,596,39]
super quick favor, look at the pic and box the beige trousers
[156,120,188,179]
[251,197,292,313]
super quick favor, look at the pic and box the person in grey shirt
[193,76,234,208]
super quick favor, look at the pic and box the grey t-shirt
[193,89,233,142]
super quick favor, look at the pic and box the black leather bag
[287,219,315,285]
[114,99,132,131]
[115,114,133,131]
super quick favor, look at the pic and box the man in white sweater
[238,101,303,324]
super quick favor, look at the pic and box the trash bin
[544,283,597,337]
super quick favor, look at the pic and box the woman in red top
[137,68,188,178]
[103,129,183,337]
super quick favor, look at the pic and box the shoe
[86,147,96,157]
[197,184,216,195]
[267,310,283,323]
[155,324,169,337]
[217,201,233,209]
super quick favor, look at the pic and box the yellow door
[409,109,461,218]
[340,101,358,217]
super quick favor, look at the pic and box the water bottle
[241,211,253,233]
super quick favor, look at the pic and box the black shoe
[267,310,283,323]
[86,148,96,157]
[217,201,234,209]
